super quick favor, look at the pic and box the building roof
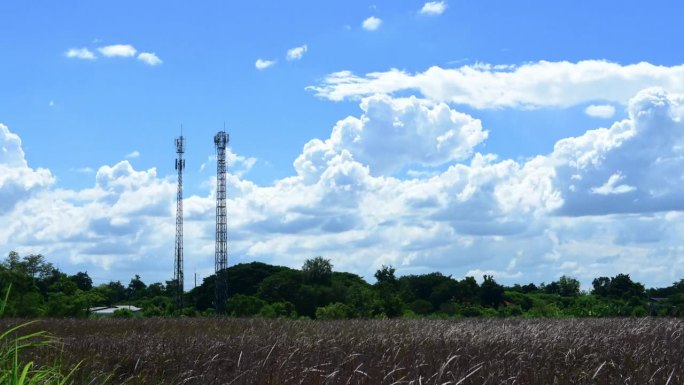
[89,305,142,315]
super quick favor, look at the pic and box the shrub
[225,295,266,317]
[408,299,433,315]
[112,308,134,318]
[259,302,296,319]
[315,302,351,320]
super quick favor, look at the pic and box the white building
[88,305,142,316]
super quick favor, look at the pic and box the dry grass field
[6,318,684,384]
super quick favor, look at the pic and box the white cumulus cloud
[255,59,276,70]
[585,104,616,118]
[66,44,161,66]
[137,52,162,66]
[286,45,308,61]
[362,16,382,31]
[420,1,447,15]
[65,48,96,60]
[553,87,684,216]
[591,173,636,195]
[309,60,684,109]
[294,94,488,178]
[4,86,684,289]
[0,124,55,214]
[98,44,137,58]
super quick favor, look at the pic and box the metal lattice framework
[174,134,185,310]
[214,130,229,314]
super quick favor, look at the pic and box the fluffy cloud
[3,87,684,288]
[65,48,95,60]
[286,45,308,61]
[590,173,636,195]
[294,94,488,177]
[0,124,55,213]
[308,61,684,109]
[255,59,276,70]
[2,162,178,278]
[362,16,382,31]
[585,104,616,118]
[420,1,447,15]
[98,44,137,58]
[66,44,162,65]
[137,52,162,66]
[553,87,684,216]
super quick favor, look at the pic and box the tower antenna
[174,128,185,311]
[214,128,229,314]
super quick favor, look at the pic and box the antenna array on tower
[174,133,185,310]
[214,130,229,314]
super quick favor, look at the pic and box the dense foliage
[9,318,684,384]
[2,251,684,318]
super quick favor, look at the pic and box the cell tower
[214,129,229,314]
[174,132,185,310]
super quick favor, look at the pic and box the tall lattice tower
[174,133,185,310]
[214,130,229,314]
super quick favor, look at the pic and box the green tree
[429,279,460,310]
[100,281,126,305]
[592,274,645,299]
[258,270,303,303]
[302,257,333,285]
[3,251,21,270]
[592,277,611,297]
[227,262,291,297]
[397,273,459,315]
[374,265,397,284]
[541,281,560,295]
[127,275,147,301]
[225,294,266,317]
[454,276,480,305]
[0,266,44,316]
[186,275,214,311]
[609,274,645,299]
[69,272,93,292]
[480,275,504,307]
[373,265,403,317]
[544,276,581,297]
[294,285,320,318]
[558,275,581,297]
[521,283,538,293]
[146,282,166,298]
[23,254,54,280]
[408,299,433,315]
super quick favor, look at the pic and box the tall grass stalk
[0,285,80,384]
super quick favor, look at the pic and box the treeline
[1,252,684,318]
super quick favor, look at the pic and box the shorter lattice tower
[214,129,229,314]
[174,132,185,310]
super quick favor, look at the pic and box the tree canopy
[2,251,683,319]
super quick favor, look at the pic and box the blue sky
[2,1,684,289]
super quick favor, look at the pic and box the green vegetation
[0,285,82,384]
[2,251,684,318]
